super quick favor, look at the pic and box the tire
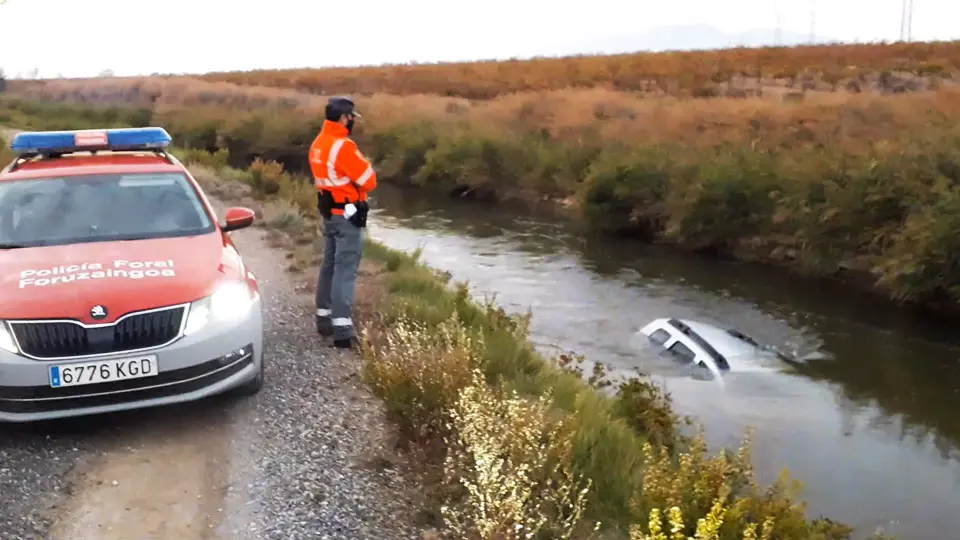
[231,358,265,397]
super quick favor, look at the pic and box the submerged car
[0,127,264,422]
[639,317,787,379]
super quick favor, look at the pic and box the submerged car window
[649,329,671,345]
[0,172,214,248]
[666,341,696,362]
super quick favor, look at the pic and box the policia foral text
[309,96,378,348]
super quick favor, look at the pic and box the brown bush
[188,41,960,99]
[11,42,959,101]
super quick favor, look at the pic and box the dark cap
[325,96,362,120]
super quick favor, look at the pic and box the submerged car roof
[1,153,183,182]
[676,319,760,359]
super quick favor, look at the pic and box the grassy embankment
[6,40,960,312]
[0,102,870,538]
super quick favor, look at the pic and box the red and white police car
[0,127,264,422]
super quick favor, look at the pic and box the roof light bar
[9,127,173,156]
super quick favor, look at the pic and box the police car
[639,317,786,379]
[0,127,264,422]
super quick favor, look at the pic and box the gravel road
[0,197,422,540]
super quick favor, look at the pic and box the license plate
[49,355,159,388]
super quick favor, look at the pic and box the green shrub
[246,157,285,196]
[578,146,673,238]
[173,147,231,170]
[0,97,148,131]
[369,121,440,182]
[663,146,780,253]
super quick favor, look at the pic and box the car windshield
[0,172,214,248]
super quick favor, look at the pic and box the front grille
[10,306,186,359]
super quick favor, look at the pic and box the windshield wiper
[118,236,156,241]
[0,243,28,250]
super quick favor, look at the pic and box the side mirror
[222,207,255,232]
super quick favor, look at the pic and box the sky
[1,0,958,79]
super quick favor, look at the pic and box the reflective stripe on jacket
[308,120,378,215]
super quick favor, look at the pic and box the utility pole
[900,0,907,41]
[901,0,916,41]
[907,0,914,41]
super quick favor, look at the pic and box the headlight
[183,281,256,336]
[0,322,18,354]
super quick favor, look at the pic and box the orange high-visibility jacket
[308,120,378,215]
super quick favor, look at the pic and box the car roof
[675,319,759,359]
[0,152,184,182]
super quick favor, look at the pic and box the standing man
[309,96,378,349]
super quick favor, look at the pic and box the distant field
[18,41,960,100]
[180,41,960,99]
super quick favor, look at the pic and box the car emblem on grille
[90,305,108,320]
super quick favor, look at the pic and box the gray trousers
[315,215,364,341]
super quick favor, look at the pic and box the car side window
[666,341,696,362]
[648,329,671,346]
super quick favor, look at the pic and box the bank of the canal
[369,183,960,540]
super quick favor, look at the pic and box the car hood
[0,233,233,324]
[722,350,784,371]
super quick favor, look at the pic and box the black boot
[315,315,333,337]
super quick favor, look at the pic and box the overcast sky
[1,0,958,78]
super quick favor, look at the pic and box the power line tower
[901,0,915,41]
[907,0,914,41]
[900,0,907,40]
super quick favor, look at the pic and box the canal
[368,184,960,540]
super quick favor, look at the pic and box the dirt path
[45,402,232,540]
[0,192,421,539]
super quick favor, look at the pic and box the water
[367,184,960,539]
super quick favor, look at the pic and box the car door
[667,339,720,380]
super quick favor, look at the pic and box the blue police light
[10,127,173,155]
